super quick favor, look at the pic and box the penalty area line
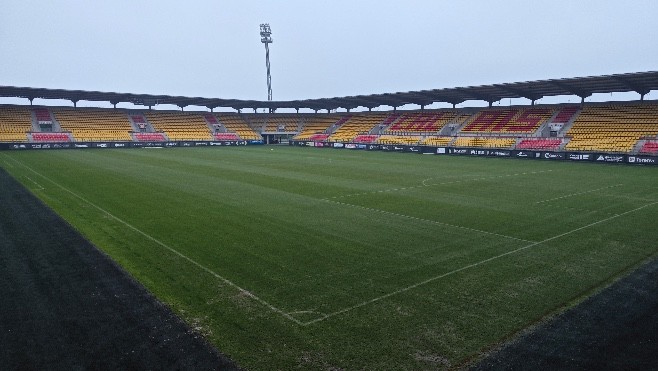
[9,157,303,326]
[301,200,658,326]
[323,198,533,244]
[535,184,624,204]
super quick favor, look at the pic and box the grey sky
[1,1,657,110]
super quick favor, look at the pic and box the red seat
[517,138,561,150]
[214,133,240,141]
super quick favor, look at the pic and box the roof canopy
[1,71,657,112]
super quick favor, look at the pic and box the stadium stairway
[204,114,225,134]
[128,114,156,133]
[29,110,40,132]
[552,106,581,136]
[32,107,64,133]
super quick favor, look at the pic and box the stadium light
[260,24,273,104]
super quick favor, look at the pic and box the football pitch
[2,146,657,369]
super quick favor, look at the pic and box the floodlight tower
[260,23,273,102]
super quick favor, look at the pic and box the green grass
[2,146,658,369]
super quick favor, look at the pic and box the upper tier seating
[34,108,53,123]
[329,113,388,142]
[145,112,213,141]
[215,114,262,140]
[387,111,459,133]
[462,108,553,134]
[564,104,658,153]
[53,109,133,142]
[131,115,146,123]
[0,106,32,142]
[552,106,580,123]
[131,115,150,132]
[293,115,343,140]
[204,114,219,125]
[249,115,300,132]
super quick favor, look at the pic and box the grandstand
[1,100,658,157]
[1,72,658,162]
[564,104,658,153]
[215,114,262,140]
[53,108,133,142]
[144,112,213,141]
[460,107,554,134]
[293,115,344,141]
[0,106,32,142]
[2,101,658,156]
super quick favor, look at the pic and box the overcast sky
[1,1,657,110]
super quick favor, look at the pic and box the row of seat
[214,133,240,141]
[386,111,459,133]
[214,114,262,140]
[0,107,33,142]
[516,138,562,150]
[134,132,167,141]
[462,108,554,133]
[144,112,213,141]
[564,105,658,153]
[639,141,658,154]
[54,109,133,142]
[32,133,70,142]
[294,115,346,140]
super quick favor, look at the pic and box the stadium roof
[1,71,657,112]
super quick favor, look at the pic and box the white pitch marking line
[9,157,303,326]
[330,170,554,200]
[323,198,533,244]
[24,176,44,190]
[302,200,658,326]
[535,184,624,204]
[3,160,14,168]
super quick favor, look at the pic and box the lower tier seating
[214,133,240,141]
[516,138,562,150]
[639,141,658,154]
[32,133,70,142]
[135,132,167,141]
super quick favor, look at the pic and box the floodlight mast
[260,24,273,105]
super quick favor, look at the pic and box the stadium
[2,2,658,370]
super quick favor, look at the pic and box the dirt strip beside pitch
[473,254,658,370]
[0,168,237,370]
